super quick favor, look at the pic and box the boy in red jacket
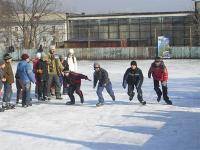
[148,57,172,105]
[63,69,91,105]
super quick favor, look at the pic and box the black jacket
[37,59,49,81]
[123,67,144,88]
[93,68,110,87]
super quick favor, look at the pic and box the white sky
[57,0,194,14]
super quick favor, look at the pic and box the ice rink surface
[0,59,200,150]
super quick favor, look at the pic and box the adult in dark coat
[16,54,35,107]
[2,53,15,109]
[148,57,172,105]
[122,61,146,105]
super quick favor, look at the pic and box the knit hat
[155,56,162,62]
[50,45,56,50]
[130,60,137,66]
[59,55,64,60]
[69,49,74,54]
[41,53,47,61]
[63,69,70,73]
[36,52,41,59]
[21,53,29,60]
[94,62,100,68]
[0,60,5,65]
[3,53,12,60]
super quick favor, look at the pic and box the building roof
[68,11,194,20]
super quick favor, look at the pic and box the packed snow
[0,59,200,150]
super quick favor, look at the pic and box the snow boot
[0,107,4,112]
[80,97,84,104]
[96,102,104,107]
[139,100,146,105]
[56,94,63,100]
[165,100,172,105]
[111,95,115,101]
[157,94,162,102]
[66,101,75,105]
[129,92,135,101]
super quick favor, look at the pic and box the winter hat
[155,56,162,62]
[3,53,12,60]
[36,52,41,59]
[94,62,100,68]
[0,60,5,66]
[41,53,47,60]
[130,61,137,66]
[50,45,56,50]
[63,69,70,73]
[69,49,74,54]
[59,55,64,60]
[21,53,29,60]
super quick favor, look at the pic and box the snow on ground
[0,59,200,150]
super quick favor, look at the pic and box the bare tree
[11,0,56,49]
[0,0,13,28]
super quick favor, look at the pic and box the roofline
[68,11,194,20]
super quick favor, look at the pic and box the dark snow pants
[127,83,143,101]
[153,80,169,101]
[38,81,48,100]
[68,84,83,104]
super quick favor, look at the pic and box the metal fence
[2,47,200,60]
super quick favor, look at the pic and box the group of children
[0,46,172,112]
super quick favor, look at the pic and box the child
[36,53,49,101]
[148,57,172,105]
[67,49,78,72]
[33,52,41,98]
[122,61,146,105]
[93,62,115,106]
[63,69,90,105]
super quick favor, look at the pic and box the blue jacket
[16,60,35,84]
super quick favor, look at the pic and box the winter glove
[37,69,43,74]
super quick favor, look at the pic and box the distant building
[64,10,200,48]
[0,13,67,51]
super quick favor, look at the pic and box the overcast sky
[57,0,194,14]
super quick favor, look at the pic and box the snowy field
[0,59,200,150]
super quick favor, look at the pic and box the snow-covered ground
[0,59,200,150]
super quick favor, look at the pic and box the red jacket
[148,62,168,81]
[63,72,88,87]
